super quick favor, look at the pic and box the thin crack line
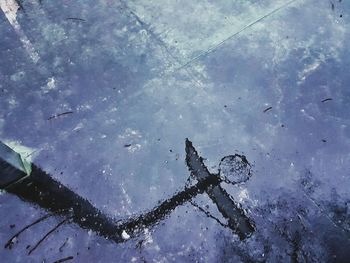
[190,200,227,228]
[4,213,53,249]
[120,0,207,86]
[28,217,71,255]
[119,0,180,66]
[177,0,301,70]
[300,189,350,238]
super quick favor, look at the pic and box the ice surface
[1,0,350,262]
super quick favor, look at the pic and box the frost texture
[1,0,350,262]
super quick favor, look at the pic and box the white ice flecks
[41,77,57,93]
[118,128,143,153]
[72,122,84,132]
[300,108,316,121]
[121,230,130,240]
[298,60,322,84]
[127,144,141,153]
[118,184,133,217]
[238,188,250,203]
[0,0,40,63]
[143,228,153,245]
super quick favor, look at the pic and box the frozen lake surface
[1,0,350,262]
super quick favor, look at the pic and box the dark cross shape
[185,139,255,239]
[0,139,255,249]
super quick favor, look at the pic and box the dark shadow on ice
[0,139,255,248]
